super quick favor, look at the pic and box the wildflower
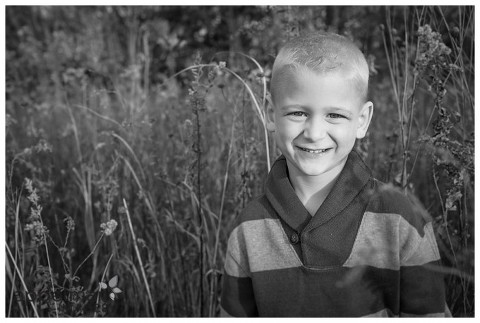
[27,190,40,205]
[25,178,42,206]
[25,178,34,192]
[64,216,75,231]
[416,24,452,79]
[34,139,53,153]
[100,219,118,236]
[23,178,49,245]
[25,220,49,244]
[29,205,42,221]
[99,275,122,301]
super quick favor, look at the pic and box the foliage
[5,6,474,317]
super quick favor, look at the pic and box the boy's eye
[287,111,307,118]
[327,113,347,119]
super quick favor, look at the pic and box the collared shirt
[221,151,447,317]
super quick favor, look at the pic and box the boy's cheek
[275,120,297,137]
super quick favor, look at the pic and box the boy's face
[267,69,373,179]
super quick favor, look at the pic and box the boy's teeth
[300,147,328,154]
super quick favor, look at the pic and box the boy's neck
[287,159,347,217]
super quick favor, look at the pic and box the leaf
[99,282,108,290]
[108,275,118,288]
[446,191,462,211]
[112,287,122,294]
[109,292,115,301]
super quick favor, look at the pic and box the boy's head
[267,32,373,180]
[270,32,369,105]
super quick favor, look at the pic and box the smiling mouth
[297,147,331,154]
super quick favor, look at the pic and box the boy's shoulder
[367,179,432,236]
[233,194,276,228]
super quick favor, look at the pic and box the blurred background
[5,6,474,317]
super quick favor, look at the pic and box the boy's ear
[356,101,374,139]
[266,103,276,132]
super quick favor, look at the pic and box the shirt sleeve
[220,225,259,317]
[399,220,449,317]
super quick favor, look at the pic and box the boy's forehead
[273,68,365,106]
[278,68,351,91]
[273,63,367,101]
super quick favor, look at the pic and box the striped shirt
[221,151,448,317]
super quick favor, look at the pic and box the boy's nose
[303,118,327,141]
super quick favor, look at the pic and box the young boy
[220,32,448,317]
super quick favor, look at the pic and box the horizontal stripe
[366,181,431,236]
[402,221,440,266]
[222,263,446,317]
[235,195,278,224]
[221,274,258,317]
[343,212,440,270]
[400,261,446,315]
[224,248,249,277]
[250,265,399,317]
[225,218,302,276]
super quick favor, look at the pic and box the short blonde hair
[270,32,369,104]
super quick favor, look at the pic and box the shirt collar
[265,150,372,233]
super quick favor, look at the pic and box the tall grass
[5,6,474,317]
[5,46,269,317]
[378,7,474,316]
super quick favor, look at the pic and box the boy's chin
[297,167,333,177]
[289,161,335,177]
[286,156,346,178]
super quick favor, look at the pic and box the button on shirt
[289,232,299,244]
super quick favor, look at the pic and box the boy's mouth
[297,146,331,154]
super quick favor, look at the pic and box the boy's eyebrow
[280,104,303,110]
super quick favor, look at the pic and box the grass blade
[5,243,40,318]
[123,199,156,317]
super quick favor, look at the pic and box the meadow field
[5,6,474,317]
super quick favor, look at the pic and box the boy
[220,32,448,317]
